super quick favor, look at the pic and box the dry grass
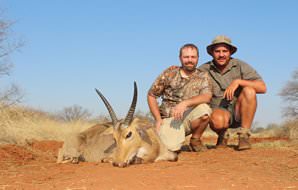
[282,120,298,148]
[0,105,96,145]
[252,127,289,138]
[283,120,298,140]
[0,105,219,146]
[252,120,298,141]
[1,104,297,148]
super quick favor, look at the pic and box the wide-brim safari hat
[207,35,237,56]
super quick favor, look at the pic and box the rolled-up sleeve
[241,62,263,81]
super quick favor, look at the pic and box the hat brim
[207,43,237,56]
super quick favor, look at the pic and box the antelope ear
[78,134,87,144]
[136,127,152,145]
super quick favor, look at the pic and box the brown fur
[57,123,115,163]
[57,118,177,167]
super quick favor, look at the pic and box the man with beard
[147,44,212,152]
[199,35,267,150]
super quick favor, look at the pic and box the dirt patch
[0,139,297,190]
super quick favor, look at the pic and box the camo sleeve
[148,66,178,98]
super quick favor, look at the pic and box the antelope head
[95,82,145,167]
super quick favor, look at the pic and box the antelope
[57,82,177,167]
[96,82,177,167]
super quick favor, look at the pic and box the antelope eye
[126,131,132,139]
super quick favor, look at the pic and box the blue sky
[1,0,297,127]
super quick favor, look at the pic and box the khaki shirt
[199,58,263,108]
[148,66,212,118]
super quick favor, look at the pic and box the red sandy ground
[0,139,298,190]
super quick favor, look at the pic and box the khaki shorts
[159,103,212,151]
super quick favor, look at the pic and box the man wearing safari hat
[199,35,267,150]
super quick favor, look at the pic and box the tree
[0,10,23,109]
[57,105,92,122]
[279,69,298,119]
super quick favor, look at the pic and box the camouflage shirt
[199,58,263,108]
[148,66,212,118]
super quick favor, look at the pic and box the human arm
[224,79,267,100]
[147,94,163,131]
[171,71,213,120]
[147,67,178,131]
[171,92,212,120]
[224,61,267,100]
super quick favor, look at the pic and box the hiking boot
[190,138,207,152]
[237,128,251,151]
[216,130,229,148]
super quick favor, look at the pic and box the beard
[182,62,197,72]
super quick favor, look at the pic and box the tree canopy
[279,69,298,120]
[0,10,23,109]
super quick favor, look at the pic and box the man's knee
[192,103,212,115]
[210,109,229,130]
[190,114,209,130]
[200,114,209,121]
[241,87,256,100]
[184,104,212,133]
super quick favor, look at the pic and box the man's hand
[155,119,163,133]
[224,79,240,100]
[171,101,187,120]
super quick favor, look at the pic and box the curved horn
[95,88,118,126]
[123,81,138,126]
